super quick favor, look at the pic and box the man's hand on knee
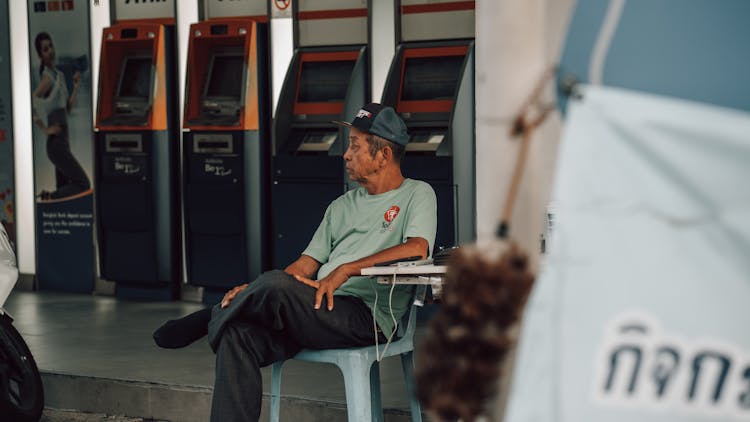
[293,265,351,311]
[221,283,249,308]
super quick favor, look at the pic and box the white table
[361,264,447,299]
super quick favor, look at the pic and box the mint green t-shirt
[302,178,437,336]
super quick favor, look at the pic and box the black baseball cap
[333,103,410,146]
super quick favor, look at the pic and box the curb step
[41,371,422,422]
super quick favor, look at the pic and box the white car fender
[0,225,18,308]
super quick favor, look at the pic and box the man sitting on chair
[154,103,437,422]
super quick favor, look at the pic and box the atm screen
[401,55,465,101]
[205,54,244,100]
[117,56,152,100]
[297,60,356,103]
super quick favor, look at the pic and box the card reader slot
[111,140,138,149]
[198,140,229,150]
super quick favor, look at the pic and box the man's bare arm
[341,237,428,277]
[294,237,429,310]
[284,255,321,279]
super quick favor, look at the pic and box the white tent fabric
[505,85,750,422]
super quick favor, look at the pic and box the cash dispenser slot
[193,134,234,154]
[197,140,230,151]
[105,134,143,153]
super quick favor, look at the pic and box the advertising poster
[0,2,14,247]
[28,0,94,293]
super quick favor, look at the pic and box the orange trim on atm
[95,22,169,131]
[183,20,260,130]
[396,45,468,114]
[151,25,168,130]
[297,8,368,20]
[243,21,260,130]
[293,50,360,116]
[401,1,475,14]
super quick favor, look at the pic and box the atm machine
[94,21,179,300]
[381,1,476,249]
[182,12,270,303]
[270,0,369,269]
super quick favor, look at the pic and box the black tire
[0,314,44,422]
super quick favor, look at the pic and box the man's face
[343,127,382,184]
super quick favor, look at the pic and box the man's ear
[381,145,393,164]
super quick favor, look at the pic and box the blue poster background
[28,0,94,293]
[0,2,15,247]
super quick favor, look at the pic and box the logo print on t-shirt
[381,205,400,232]
[384,206,400,222]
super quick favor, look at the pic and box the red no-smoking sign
[274,0,290,11]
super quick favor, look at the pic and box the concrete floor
[42,408,155,422]
[5,291,427,421]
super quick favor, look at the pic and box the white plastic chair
[269,301,423,422]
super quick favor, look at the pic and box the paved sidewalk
[43,408,167,421]
[7,291,432,421]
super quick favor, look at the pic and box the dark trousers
[210,270,384,422]
[46,109,90,199]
